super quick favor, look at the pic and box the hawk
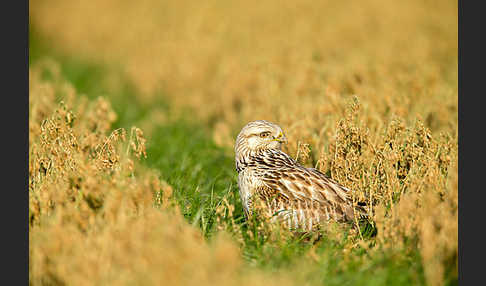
[234,120,367,232]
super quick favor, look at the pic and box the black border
[458,0,481,284]
[3,0,29,283]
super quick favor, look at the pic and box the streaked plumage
[235,120,366,231]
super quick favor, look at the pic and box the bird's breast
[237,168,267,213]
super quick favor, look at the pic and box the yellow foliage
[30,0,458,284]
[29,64,293,286]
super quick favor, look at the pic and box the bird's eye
[259,132,270,138]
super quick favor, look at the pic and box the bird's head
[235,120,288,159]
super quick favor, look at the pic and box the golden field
[29,64,297,286]
[30,0,457,285]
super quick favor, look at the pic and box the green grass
[145,120,242,232]
[29,27,431,286]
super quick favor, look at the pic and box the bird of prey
[234,120,367,231]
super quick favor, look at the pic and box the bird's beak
[273,132,288,144]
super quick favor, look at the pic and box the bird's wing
[255,151,362,223]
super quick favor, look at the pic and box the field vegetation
[29,0,457,285]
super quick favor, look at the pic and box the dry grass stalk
[29,63,296,286]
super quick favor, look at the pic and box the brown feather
[235,120,368,231]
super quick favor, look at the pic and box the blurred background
[29,0,457,285]
[30,0,457,148]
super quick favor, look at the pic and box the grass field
[29,1,457,285]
